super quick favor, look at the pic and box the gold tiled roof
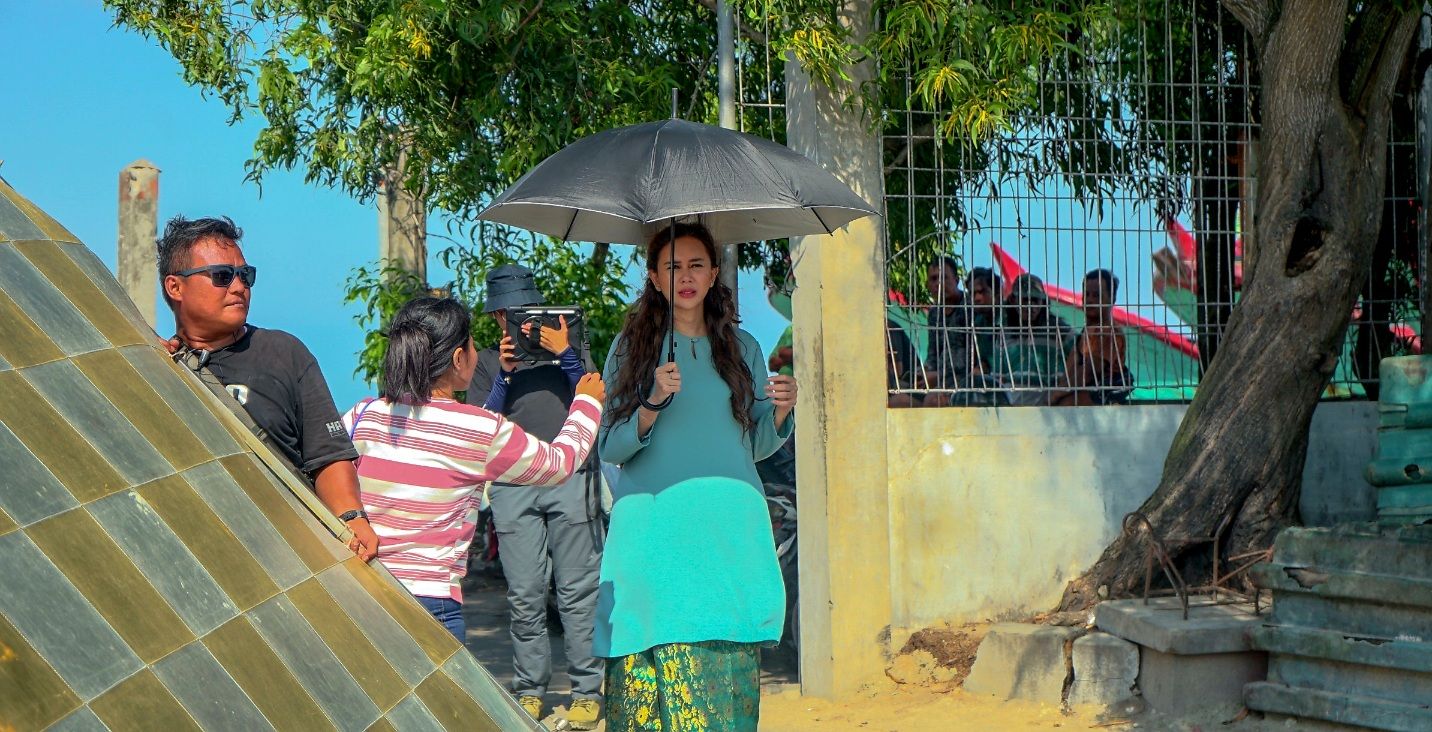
[0,177,535,731]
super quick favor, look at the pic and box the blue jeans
[418,596,466,642]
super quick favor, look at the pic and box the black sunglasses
[173,264,257,288]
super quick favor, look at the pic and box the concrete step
[1256,577,1432,640]
[1251,624,1432,674]
[1268,654,1432,705]
[1271,525,1432,582]
[1246,681,1432,732]
[1253,563,1432,616]
[1093,598,1267,716]
[1094,596,1259,655]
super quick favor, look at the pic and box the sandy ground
[760,680,1107,731]
[461,576,1296,731]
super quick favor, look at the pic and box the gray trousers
[489,472,604,699]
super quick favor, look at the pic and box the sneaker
[567,698,601,730]
[518,695,543,720]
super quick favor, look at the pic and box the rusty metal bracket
[1124,511,1194,619]
[1122,511,1272,619]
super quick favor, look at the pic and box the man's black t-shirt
[465,345,595,443]
[202,326,357,474]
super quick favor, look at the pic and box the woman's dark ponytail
[379,297,472,404]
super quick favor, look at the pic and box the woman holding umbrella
[597,222,797,731]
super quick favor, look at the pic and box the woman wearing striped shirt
[344,297,605,640]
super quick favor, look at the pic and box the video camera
[505,306,586,365]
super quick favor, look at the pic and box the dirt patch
[892,623,987,686]
[886,649,958,686]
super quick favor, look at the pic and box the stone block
[1095,597,1260,654]
[1067,632,1138,707]
[963,623,1082,703]
[1139,647,1267,716]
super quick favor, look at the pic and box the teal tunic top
[594,328,794,658]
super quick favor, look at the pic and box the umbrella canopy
[477,118,878,245]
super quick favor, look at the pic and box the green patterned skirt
[605,640,761,731]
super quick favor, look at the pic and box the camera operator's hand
[499,336,519,373]
[524,314,571,355]
[650,361,681,401]
[768,374,798,429]
[575,372,606,403]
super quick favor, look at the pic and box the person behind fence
[923,254,967,390]
[1054,269,1133,405]
[887,318,924,408]
[924,266,1004,407]
[598,222,797,732]
[160,215,379,561]
[343,297,604,656]
[997,273,1075,406]
[464,264,605,729]
[965,266,1003,372]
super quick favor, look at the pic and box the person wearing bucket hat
[484,263,547,312]
[465,263,605,728]
[999,272,1075,405]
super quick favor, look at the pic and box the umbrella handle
[638,216,680,413]
[639,384,674,411]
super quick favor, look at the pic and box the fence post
[117,159,159,329]
[716,0,741,309]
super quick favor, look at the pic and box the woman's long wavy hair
[607,223,755,433]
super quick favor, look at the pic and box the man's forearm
[312,460,364,514]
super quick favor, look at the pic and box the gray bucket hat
[483,264,545,313]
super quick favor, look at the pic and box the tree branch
[1221,0,1273,53]
[1343,6,1421,123]
[591,242,611,272]
[695,0,769,46]
[883,121,935,175]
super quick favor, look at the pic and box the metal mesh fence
[735,2,1426,407]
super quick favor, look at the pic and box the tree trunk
[1059,1,1421,612]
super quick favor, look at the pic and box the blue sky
[1,2,791,410]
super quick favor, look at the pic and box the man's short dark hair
[1085,268,1119,299]
[932,254,960,278]
[967,266,1001,294]
[157,216,243,305]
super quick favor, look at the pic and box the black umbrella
[477,120,877,245]
[477,110,878,408]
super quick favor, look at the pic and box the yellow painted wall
[885,402,1377,638]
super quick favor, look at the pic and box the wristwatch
[338,509,368,523]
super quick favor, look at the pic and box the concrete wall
[886,402,1378,634]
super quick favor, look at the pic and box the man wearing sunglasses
[159,215,378,561]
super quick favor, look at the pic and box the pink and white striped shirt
[342,395,601,600]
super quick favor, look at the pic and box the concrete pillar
[785,0,891,698]
[117,159,159,328]
[377,142,427,284]
[716,0,741,308]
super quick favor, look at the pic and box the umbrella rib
[561,208,579,241]
[812,207,833,234]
